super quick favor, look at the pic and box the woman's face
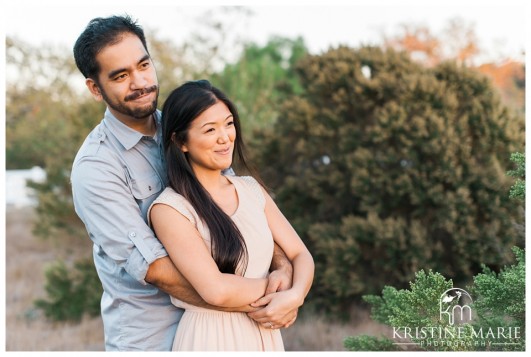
[181,101,236,173]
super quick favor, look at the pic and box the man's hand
[256,267,298,328]
[265,267,292,294]
[246,243,298,328]
[248,270,299,328]
[268,243,293,293]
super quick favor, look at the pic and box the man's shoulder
[73,121,119,167]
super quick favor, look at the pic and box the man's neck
[110,109,156,136]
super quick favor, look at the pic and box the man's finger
[265,278,281,295]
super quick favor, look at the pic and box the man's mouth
[125,85,158,102]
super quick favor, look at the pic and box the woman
[148,80,314,351]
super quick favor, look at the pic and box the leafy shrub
[470,246,525,351]
[345,247,525,351]
[34,259,102,321]
[345,152,525,351]
[257,46,524,312]
[507,152,525,201]
[344,335,399,351]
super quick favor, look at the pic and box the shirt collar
[103,108,162,150]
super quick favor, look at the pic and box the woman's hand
[247,289,303,329]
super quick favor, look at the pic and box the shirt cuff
[125,233,168,284]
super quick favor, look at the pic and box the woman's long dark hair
[161,80,253,274]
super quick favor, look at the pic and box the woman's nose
[217,129,229,143]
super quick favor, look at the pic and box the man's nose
[130,71,148,89]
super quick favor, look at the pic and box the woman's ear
[171,132,188,152]
[86,78,104,102]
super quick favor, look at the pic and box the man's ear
[86,78,104,102]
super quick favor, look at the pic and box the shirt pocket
[131,174,162,200]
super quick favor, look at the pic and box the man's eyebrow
[107,55,151,79]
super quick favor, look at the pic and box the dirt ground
[5,206,389,351]
[5,207,104,351]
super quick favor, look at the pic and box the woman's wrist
[286,286,306,307]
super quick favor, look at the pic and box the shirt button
[129,232,136,238]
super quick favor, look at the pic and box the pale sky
[2,0,527,63]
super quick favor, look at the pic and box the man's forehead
[96,34,148,71]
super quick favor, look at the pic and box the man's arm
[266,243,294,294]
[250,242,298,328]
[145,256,257,312]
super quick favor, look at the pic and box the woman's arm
[150,203,267,308]
[247,187,314,327]
[263,187,314,302]
[145,256,257,312]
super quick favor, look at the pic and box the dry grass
[5,206,388,351]
[5,207,104,351]
[282,306,393,351]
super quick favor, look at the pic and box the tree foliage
[382,19,525,114]
[211,36,307,137]
[345,165,525,351]
[257,46,524,313]
[6,36,101,238]
[34,259,102,321]
[384,18,480,67]
[507,152,525,201]
[470,246,525,351]
[345,247,525,351]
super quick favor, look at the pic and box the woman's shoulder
[228,175,266,208]
[150,187,198,224]
[154,186,184,202]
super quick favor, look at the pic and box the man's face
[87,33,159,124]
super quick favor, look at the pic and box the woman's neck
[192,167,226,194]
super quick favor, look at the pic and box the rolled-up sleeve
[72,154,167,284]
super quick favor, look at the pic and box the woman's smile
[215,146,232,155]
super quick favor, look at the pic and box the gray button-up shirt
[71,109,183,351]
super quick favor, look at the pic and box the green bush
[470,246,525,351]
[507,152,525,201]
[344,335,399,351]
[345,152,525,351]
[257,46,524,312]
[34,259,102,321]
[345,248,525,351]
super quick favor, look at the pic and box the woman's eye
[227,121,234,127]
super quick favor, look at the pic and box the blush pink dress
[149,175,284,351]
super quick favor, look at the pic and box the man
[71,15,295,351]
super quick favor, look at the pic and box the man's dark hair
[73,14,148,80]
